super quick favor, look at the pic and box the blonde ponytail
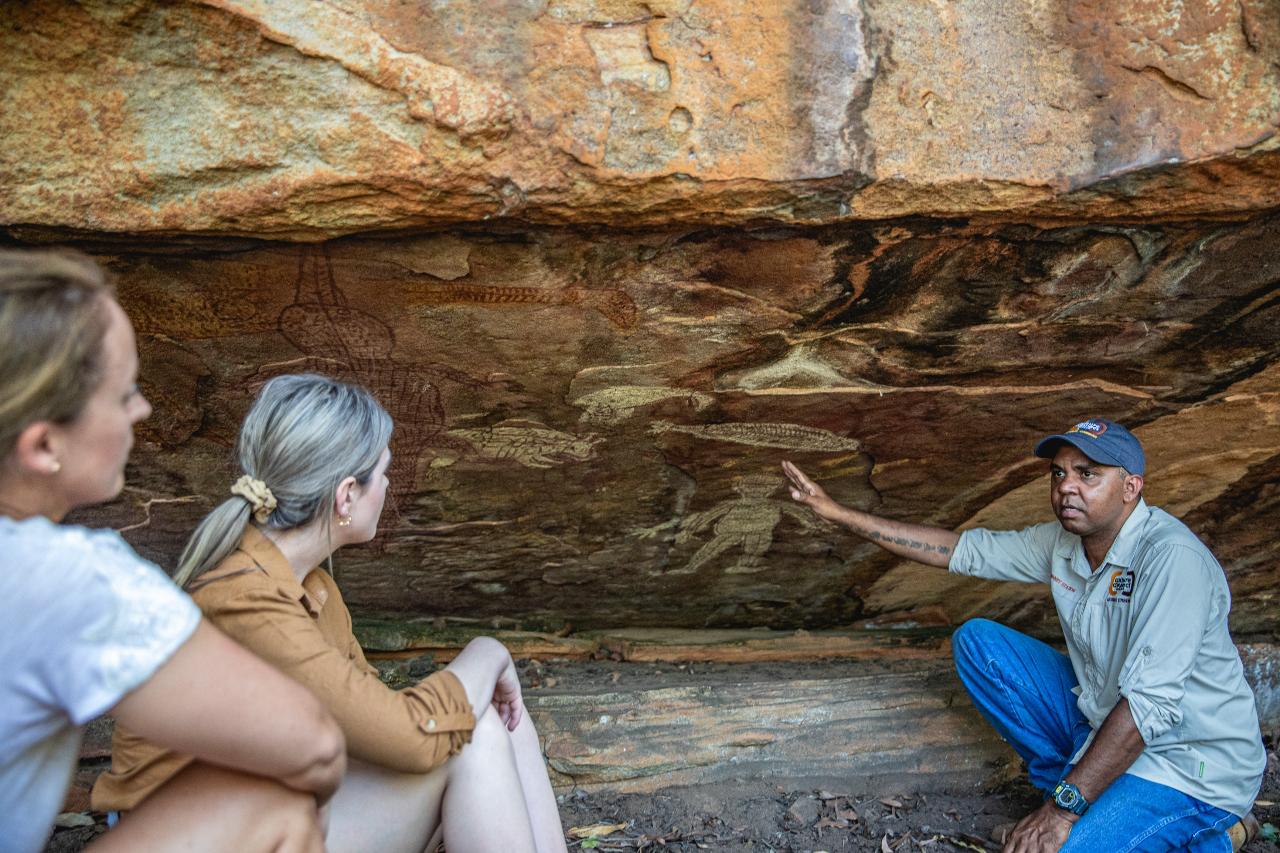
[174,374,392,587]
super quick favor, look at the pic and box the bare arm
[782,461,958,568]
[1002,699,1145,853]
[109,620,346,804]
[445,635,524,731]
[1065,698,1145,802]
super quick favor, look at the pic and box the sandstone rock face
[2,0,1279,237]
[532,659,1011,792]
[40,211,1276,636]
[3,1,1278,638]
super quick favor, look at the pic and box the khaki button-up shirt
[92,526,475,811]
[949,500,1264,816]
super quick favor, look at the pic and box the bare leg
[509,713,569,853]
[442,710,538,853]
[324,758,447,853]
[88,762,324,853]
[325,711,541,853]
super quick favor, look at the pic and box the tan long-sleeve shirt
[92,526,475,810]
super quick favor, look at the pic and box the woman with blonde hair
[0,249,346,853]
[95,372,569,853]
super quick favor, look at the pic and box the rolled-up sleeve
[209,585,476,773]
[1117,545,1214,744]
[948,522,1057,584]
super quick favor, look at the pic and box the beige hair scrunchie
[231,474,277,523]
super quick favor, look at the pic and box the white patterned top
[0,515,200,853]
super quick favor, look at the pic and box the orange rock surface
[2,0,1278,237]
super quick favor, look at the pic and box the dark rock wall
[33,212,1277,635]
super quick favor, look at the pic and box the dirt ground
[44,758,1279,853]
[45,658,1280,853]
[529,659,1279,852]
[554,762,1279,852]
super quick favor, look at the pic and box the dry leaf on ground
[567,822,629,838]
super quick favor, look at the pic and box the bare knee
[94,765,324,853]
[470,708,514,749]
[208,775,324,852]
[450,710,517,771]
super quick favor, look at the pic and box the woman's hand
[446,636,526,726]
[491,659,524,732]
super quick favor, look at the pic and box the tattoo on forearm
[857,527,950,555]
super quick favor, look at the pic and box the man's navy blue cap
[1033,418,1145,475]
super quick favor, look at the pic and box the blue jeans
[953,619,1239,852]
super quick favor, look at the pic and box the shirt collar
[1099,498,1150,569]
[237,525,327,616]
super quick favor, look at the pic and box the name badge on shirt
[1106,569,1136,604]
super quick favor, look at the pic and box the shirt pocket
[1079,600,1125,689]
[1090,592,1132,645]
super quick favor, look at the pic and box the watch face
[1053,783,1086,814]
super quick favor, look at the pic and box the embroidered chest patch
[1106,569,1136,603]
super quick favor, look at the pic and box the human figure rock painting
[639,473,822,575]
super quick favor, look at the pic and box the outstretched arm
[110,620,347,805]
[782,461,958,568]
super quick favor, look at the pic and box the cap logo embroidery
[1067,420,1108,439]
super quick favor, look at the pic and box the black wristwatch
[1051,781,1089,816]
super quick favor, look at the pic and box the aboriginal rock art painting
[636,474,822,575]
[572,385,715,425]
[445,421,602,469]
[648,420,862,452]
[263,246,602,496]
[264,246,483,499]
[405,282,639,331]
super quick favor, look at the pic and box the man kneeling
[784,418,1263,852]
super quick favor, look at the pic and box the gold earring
[338,515,352,527]
[49,460,61,474]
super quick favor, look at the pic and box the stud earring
[49,460,61,474]
[337,515,352,527]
